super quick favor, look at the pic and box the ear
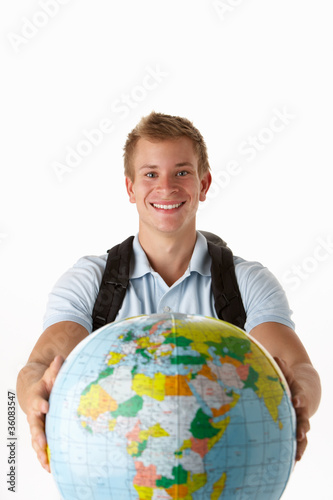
[125,177,136,204]
[199,171,212,202]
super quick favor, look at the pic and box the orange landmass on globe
[166,484,188,498]
[126,419,141,442]
[134,461,161,488]
[222,355,242,367]
[190,437,209,458]
[197,364,217,381]
[211,403,232,418]
[236,364,250,380]
[165,375,192,396]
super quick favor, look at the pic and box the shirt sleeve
[42,255,107,333]
[234,257,295,333]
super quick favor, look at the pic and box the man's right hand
[16,321,89,471]
[26,356,64,472]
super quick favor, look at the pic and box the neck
[138,228,197,287]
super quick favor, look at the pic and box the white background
[0,1,332,498]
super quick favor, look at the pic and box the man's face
[125,137,211,238]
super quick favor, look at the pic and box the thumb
[43,355,64,391]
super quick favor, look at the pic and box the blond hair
[123,111,210,180]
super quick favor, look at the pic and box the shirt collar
[130,231,211,279]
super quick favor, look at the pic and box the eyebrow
[139,162,195,170]
[175,162,195,168]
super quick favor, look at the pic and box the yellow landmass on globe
[133,484,154,500]
[209,416,231,450]
[187,473,207,495]
[180,439,192,452]
[139,423,169,442]
[132,372,166,401]
[46,444,51,466]
[77,384,118,420]
[108,418,117,431]
[107,351,125,365]
[245,354,284,422]
[172,319,240,358]
[127,441,139,456]
[136,336,151,349]
[211,472,227,500]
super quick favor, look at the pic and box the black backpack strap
[92,231,246,332]
[92,236,134,332]
[200,231,246,330]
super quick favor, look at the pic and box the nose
[156,173,179,195]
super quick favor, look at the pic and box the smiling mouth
[151,202,185,210]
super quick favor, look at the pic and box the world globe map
[46,313,296,499]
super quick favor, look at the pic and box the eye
[177,170,188,177]
[146,172,157,178]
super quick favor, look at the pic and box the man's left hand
[274,357,310,461]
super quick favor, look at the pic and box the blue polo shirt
[43,232,295,334]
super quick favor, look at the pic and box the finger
[273,356,285,368]
[28,412,46,449]
[43,355,64,390]
[44,355,63,380]
[293,407,310,462]
[296,434,308,461]
[31,430,47,471]
[274,357,288,371]
[31,431,46,455]
[27,398,49,445]
[296,415,310,441]
[30,393,49,415]
[37,447,51,473]
[27,404,47,432]
[292,391,307,409]
[51,354,64,372]
[273,357,292,384]
[274,359,305,406]
[27,411,51,473]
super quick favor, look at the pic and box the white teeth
[153,203,183,209]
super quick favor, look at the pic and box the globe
[46,313,296,500]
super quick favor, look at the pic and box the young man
[17,112,321,473]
